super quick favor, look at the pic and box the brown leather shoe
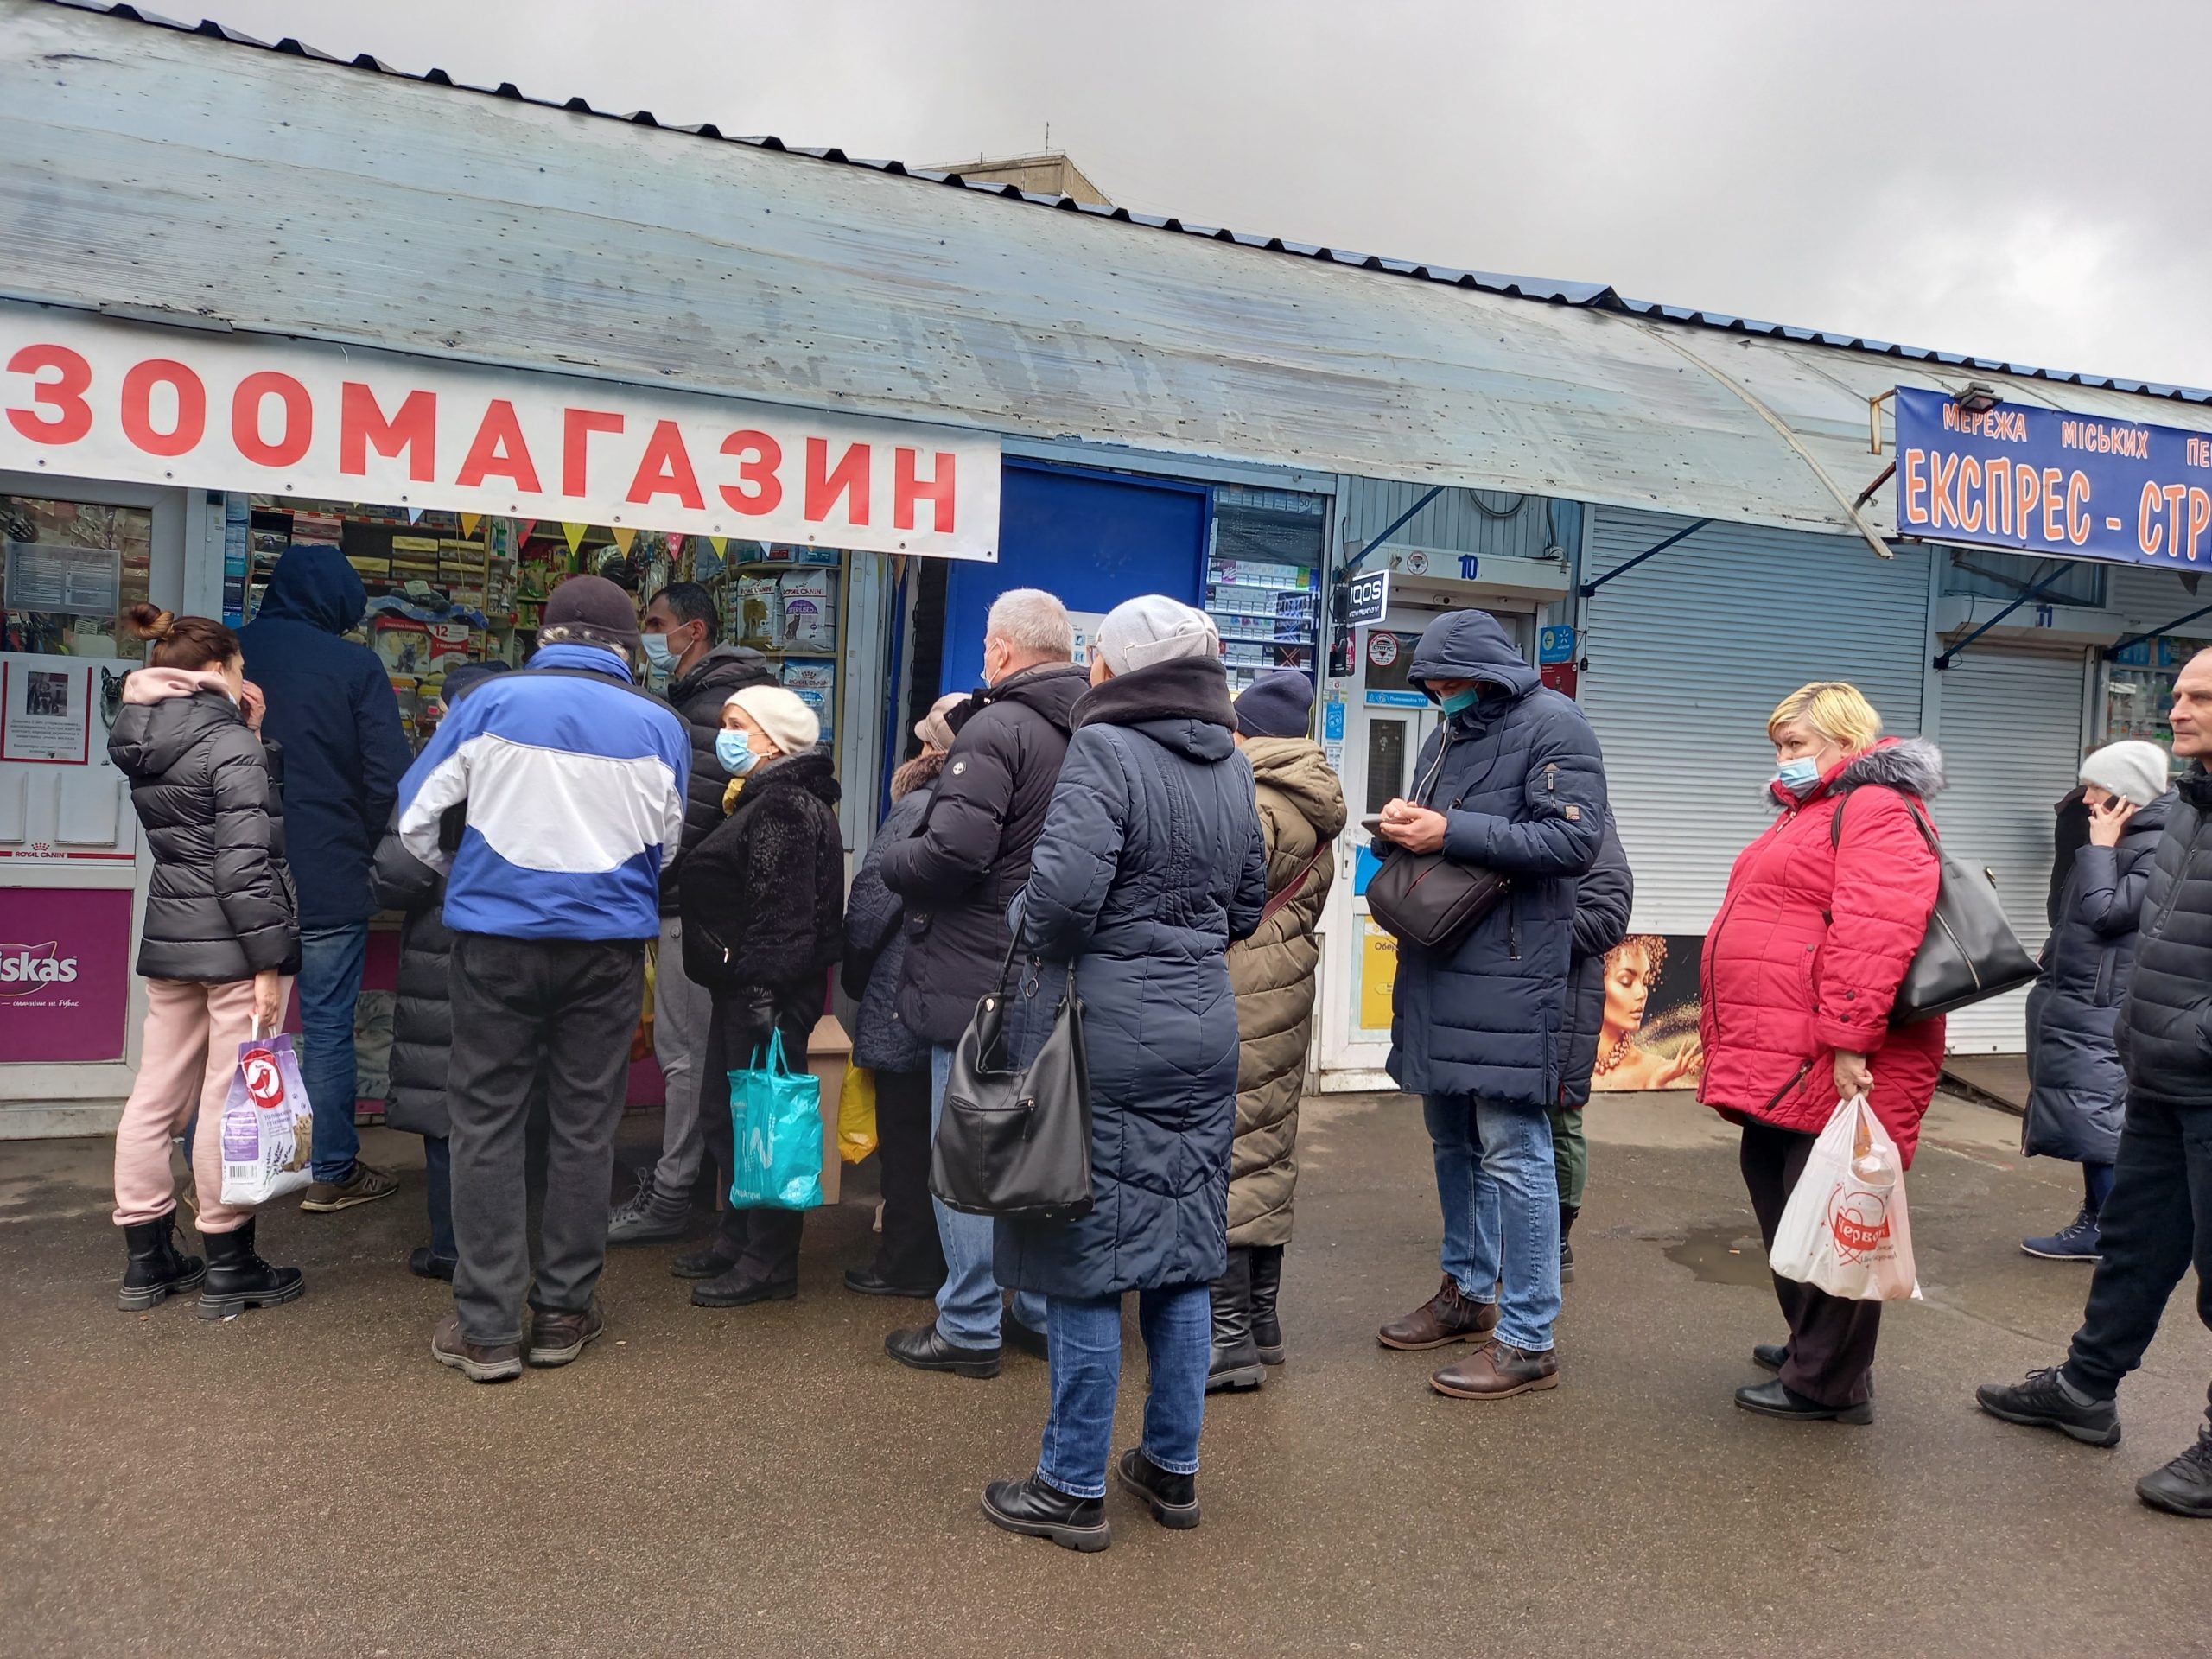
[431,1314,522,1383]
[527,1303,606,1368]
[1430,1338,1560,1400]
[1377,1274,1500,1351]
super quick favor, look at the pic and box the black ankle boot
[1206,1247,1264,1393]
[1249,1243,1285,1365]
[118,1213,205,1311]
[1560,1203,1580,1285]
[197,1217,306,1320]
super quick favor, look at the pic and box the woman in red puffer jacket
[1700,681,1944,1427]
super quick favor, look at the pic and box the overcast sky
[192,0,2212,391]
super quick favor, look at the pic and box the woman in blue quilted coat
[981,596,1265,1553]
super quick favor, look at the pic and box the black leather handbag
[929,936,1094,1221]
[1833,787,2041,1026]
[1363,728,1508,953]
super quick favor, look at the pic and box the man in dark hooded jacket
[237,544,412,1211]
[1372,610,1607,1402]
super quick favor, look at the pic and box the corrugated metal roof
[36,0,2200,406]
[3,0,2208,547]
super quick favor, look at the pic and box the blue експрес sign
[1892,384,2212,569]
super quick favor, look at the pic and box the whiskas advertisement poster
[0,887,133,1062]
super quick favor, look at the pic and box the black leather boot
[981,1474,1109,1551]
[1249,1243,1286,1365]
[118,1213,205,1311]
[1205,1248,1264,1393]
[1560,1203,1580,1285]
[197,1217,305,1320]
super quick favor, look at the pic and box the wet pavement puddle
[1662,1223,1772,1287]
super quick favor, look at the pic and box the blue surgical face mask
[640,631,677,671]
[715,730,760,776]
[1438,686,1482,717]
[1776,756,1823,796]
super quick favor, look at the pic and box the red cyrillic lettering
[2041,467,2066,545]
[6,344,94,444]
[2015,465,2042,544]
[718,429,783,516]
[456,400,543,492]
[626,420,704,510]
[804,437,871,524]
[1929,451,1958,530]
[2140,481,2166,556]
[232,371,312,467]
[563,408,624,497]
[2189,487,2211,563]
[1901,449,1928,524]
[340,382,435,480]
[120,358,207,457]
[2065,470,2091,546]
[895,448,956,533]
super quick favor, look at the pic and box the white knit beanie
[1093,594,1219,674]
[725,684,820,755]
[2078,740,2171,808]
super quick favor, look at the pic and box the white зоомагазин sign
[0,307,1001,560]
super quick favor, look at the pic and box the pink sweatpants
[111,976,291,1236]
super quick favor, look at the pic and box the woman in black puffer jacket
[673,685,845,1308]
[368,660,510,1281]
[107,604,302,1319]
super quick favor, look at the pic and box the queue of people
[97,544,2212,1538]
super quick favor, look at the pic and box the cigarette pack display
[346,555,392,581]
[291,512,344,550]
[735,575,784,649]
[781,658,836,747]
[780,569,836,652]
[797,544,843,566]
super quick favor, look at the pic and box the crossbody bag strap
[1259,837,1334,927]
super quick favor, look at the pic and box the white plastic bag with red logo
[218,1025,316,1207]
[1768,1094,1922,1301]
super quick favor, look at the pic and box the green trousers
[1548,1105,1586,1210]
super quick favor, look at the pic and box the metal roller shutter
[1929,646,2088,1052]
[1581,508,1933,933]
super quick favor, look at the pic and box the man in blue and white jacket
[396,575,690,1382]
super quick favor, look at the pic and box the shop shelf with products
[2106,633,2209,763]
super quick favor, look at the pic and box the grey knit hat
[1093,594,1219,674]
[2079,740,2171,808]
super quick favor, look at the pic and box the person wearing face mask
[108,604,302,1317]
[2018,741,2176,1262]
[608,582,773,1247]
[1372,609,1608,1403]
[1700,681,1945,1425]
[877,589,1088,1379]
[672,685,846,1306]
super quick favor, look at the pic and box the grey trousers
[448,931,645,1345]
[647,915,713,1201]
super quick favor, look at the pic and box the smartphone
[1359,813,1386,838]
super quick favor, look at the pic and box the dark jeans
[446,931,645,1345]
[1740,1119,1881,1409]
[2064,1094,2212,1409]
[696,995,815,1286]
[871,1065,946,1288]
[297,922,369,1181]
[423,1134,454,1259]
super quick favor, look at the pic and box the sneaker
[607,1176,690,1244]
[2136,1425,2212,1519]
[1974,1365,2122,1446]
[299,1162,397,1213]
[2022,1205,2102,1261]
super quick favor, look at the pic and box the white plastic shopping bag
[218,1025,316,1206]
[1768,1094,1922,1301]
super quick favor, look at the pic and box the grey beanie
[1094,594,1219,674]
[2079,740,2171,808]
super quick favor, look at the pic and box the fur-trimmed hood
[1769,735,1946,810]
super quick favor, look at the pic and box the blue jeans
[423,1134,455,1259]
[297,922,369,1182]
[1039,1286,1210,1500]
[1423,1092,1560,1352]
[929,1042,1046,1348]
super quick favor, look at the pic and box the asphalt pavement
[4,1090,2207,1657]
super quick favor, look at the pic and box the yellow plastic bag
[838,1060,879,1164]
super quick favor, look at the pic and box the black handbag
[1832,787,2041,1026]
[1363,728,1508,953]
[929,935,1094,1221]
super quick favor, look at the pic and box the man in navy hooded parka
[237,545,412,1210]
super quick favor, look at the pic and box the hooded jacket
[1383,611,1609,1109]
[842,754,944,1075]
[395,644,690,941]
[1226,734,1347,1249]
[2118,764,2212,1105]
[1558,812,1635,1112]
[367,809,460,1137]
[2024,790,2175,1164]
[109,668,298,983]
[995,655,1268,1300]
[235,547,412,930]
[1699,739,1947,1165]
[880,661,1090,1044]
[656,644,776,914]
[678,747,845,999]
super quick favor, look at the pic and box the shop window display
[2106,634,2207,764]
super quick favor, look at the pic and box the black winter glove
[727,985,781,1068]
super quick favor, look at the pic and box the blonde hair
[1768,682,1883,753]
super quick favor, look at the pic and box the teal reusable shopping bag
[727,1031,825,1211]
